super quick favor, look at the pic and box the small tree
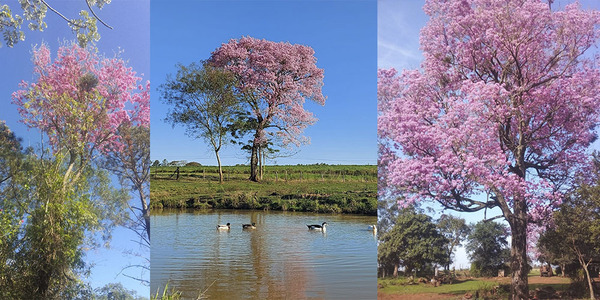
[160,62,241,183]
[210,36,326,182]
[541,182,600,299]
[103,124,150,284]
[437,214,470,271]
[466,221,510,277]
[378,207,449,278]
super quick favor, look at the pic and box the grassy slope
[150,165,377,215]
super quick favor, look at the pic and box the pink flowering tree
[378,1,600,298]
[209,36,326,182]
[13,43,150,188]
[8,43,150,296]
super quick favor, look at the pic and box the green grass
[150,165,377,215]
[378,270,573,298]
[378,278,504,296]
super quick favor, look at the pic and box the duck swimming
[217,223,231,230]
[242,223,256,229]
[307,222,328,231]
[369,225,377,233]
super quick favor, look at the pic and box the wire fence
[150,166,377,183]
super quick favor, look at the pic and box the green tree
[160,62,242,183]
[0,0,112,48]
[0,146,128,299]
[437,214,470,271]
[103,124,150,285]
[466,221,510,277]
[378,207,449,278]
[541,181,600,299]
[537,229,575,278]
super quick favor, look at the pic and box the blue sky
[378,0,600,269]
[151,0,377,166]
[0,1,149,297]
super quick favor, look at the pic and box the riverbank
[150,165,377,215]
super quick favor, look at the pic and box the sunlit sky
[0,1,150,297]
[151,0,377,166]
[378,0,600,269]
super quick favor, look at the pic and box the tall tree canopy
[378,0,600,298]
[209,36,326,181]
[13,43,150,176]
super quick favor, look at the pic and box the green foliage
[0,129,129,299]
[94,282,146,300]
[152,282,182,300]
[437,214,470,270]
[160,62,243,182]
[378,207,449,277]
[465,221,510,277]
[0,1,111,48]
[538,171,600,299]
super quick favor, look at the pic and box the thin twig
[40,0,84,28]
[85,0,113,29]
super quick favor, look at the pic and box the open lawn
[378,271,574,300]
[150,165,377,215]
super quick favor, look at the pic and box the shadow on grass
[529,283,570,291]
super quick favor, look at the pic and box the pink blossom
[209,36,326,148]
[379,0,600,272]
[12,43,150,156]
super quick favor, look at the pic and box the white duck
[217,223,231,230]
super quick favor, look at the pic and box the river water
[150,209,377,299]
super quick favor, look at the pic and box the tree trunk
[258,146,263,180]
[393,263,399,278]
[582,263,595,300]
[139,187,150,241]
[249,142,259,182]
[509,200,529,300]
[575,252,596,300]
[216,149,223,184]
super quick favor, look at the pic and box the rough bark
[509,198,529,300]
[249,142,259,182]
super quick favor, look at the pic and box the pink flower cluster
[378,0,600,230]
[12,43,150,155]
[210,36,326,147]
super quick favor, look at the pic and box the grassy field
[378,270,575,299]
[150,165,377,215]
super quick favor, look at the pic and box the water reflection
[151,210,377,299]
